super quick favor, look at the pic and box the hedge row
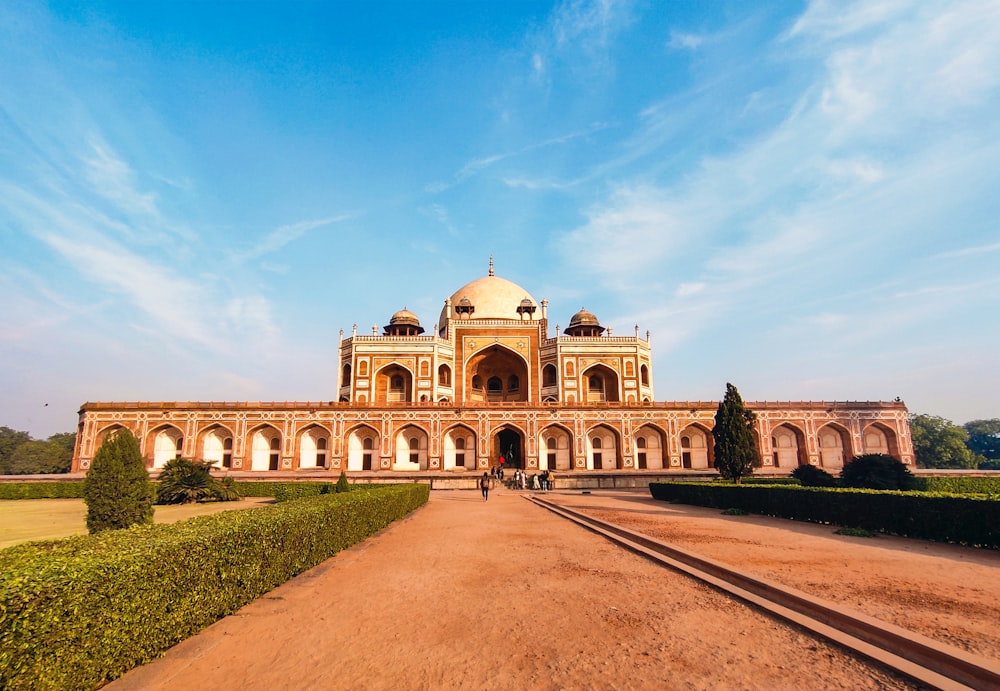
[0,480,349,501]
[0,483,429,690]
[649,482,1000,548]
[914,476,1000,495]
[0,481,86,499]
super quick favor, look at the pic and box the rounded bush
[791,464,838,487]
[840,453,916,491]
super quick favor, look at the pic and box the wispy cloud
[558,0,1000,354]
[232,213,358,264]
[426,122,612,193]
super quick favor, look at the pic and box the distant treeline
[0,427,75,475]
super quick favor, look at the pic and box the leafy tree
[791,464,838,487]
[964,419,1000,460]
[7,440,72,474]
[0,426,32,474]
[83,430,154,533]
[47,432,77,457]
[909,414,980,469]
[841,453,916,491]
[712,383,759,484]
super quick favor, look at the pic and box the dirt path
[109,488,936,690]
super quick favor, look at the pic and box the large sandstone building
[71,262,914,475]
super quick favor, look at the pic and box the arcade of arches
[72,266,914,472]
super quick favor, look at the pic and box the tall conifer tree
[83,430,154,533]
[712,383,759,484]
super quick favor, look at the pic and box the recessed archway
[539,424,573,471]
[817,424,851,469]
[771,424,807,468]
[587,424,620,470]
[443,424,476,471]
[491,424,525,469]
[634,424,667,470]
[678,424,713,469]
[466,345,529,403]
[346,424,380,471]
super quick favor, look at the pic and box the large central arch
[466,345,529,403]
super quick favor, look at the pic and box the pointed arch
[346,424,380,471]
[394,424,429,470]
[817,423,851,469]
[246,423,282,472]
[374,362,414,403]
[678,423,713,469]
[771,423,807,468]
[465,343,529,403]
[586,423,621,470]
[633,424,667,470]
[862,422,900,459]
[197,423,234,468]
[490,422,526,469]
[146,424,184,470]
[582,363,620,403]
[538,423,573,471]
[296,423,331,470]
[442,423,477,471]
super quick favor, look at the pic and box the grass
[0,498,275,549]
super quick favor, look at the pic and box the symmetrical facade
[71,265,914,474]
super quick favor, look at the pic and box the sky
[1,0,998,438]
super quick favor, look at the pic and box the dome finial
[489,254,494,276]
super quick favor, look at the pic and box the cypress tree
[83,430,154,533]
[712,383,759,484]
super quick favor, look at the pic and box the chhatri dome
[438,257,540,329]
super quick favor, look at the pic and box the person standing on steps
[480,472,490,501]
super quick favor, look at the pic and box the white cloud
[233,214,356,263]
[668,31,703,50]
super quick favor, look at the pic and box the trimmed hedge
[0,481,86,499]
[0,480,352,501]
[915,476,1000,495]
[0,483,429,690]
[649,481,1000,548]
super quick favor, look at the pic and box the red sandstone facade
[72,267,913,473]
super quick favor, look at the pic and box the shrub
[335,470,351,493]
[840,454,916,491]
[83,431,154,533]
[156,459,242,504]
[791,464,838,487]
[721,507,748,516]
[0,483,429,690]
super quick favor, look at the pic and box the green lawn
[0,497,275,549]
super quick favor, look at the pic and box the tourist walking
[480,472,490,501]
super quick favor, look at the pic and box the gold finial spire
[488,255,494,276]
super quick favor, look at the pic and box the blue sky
[2,0,998,438]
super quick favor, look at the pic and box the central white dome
[439,274,539,327]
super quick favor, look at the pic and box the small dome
[389,308,421,327]
[568,308,600,327]
[384,308,424,335]
[564,307,605,337]
[519,298,534,308]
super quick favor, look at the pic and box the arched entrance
[492,426,523,469]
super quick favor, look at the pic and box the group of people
[509,468,555,492]
[480,466,556,500]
